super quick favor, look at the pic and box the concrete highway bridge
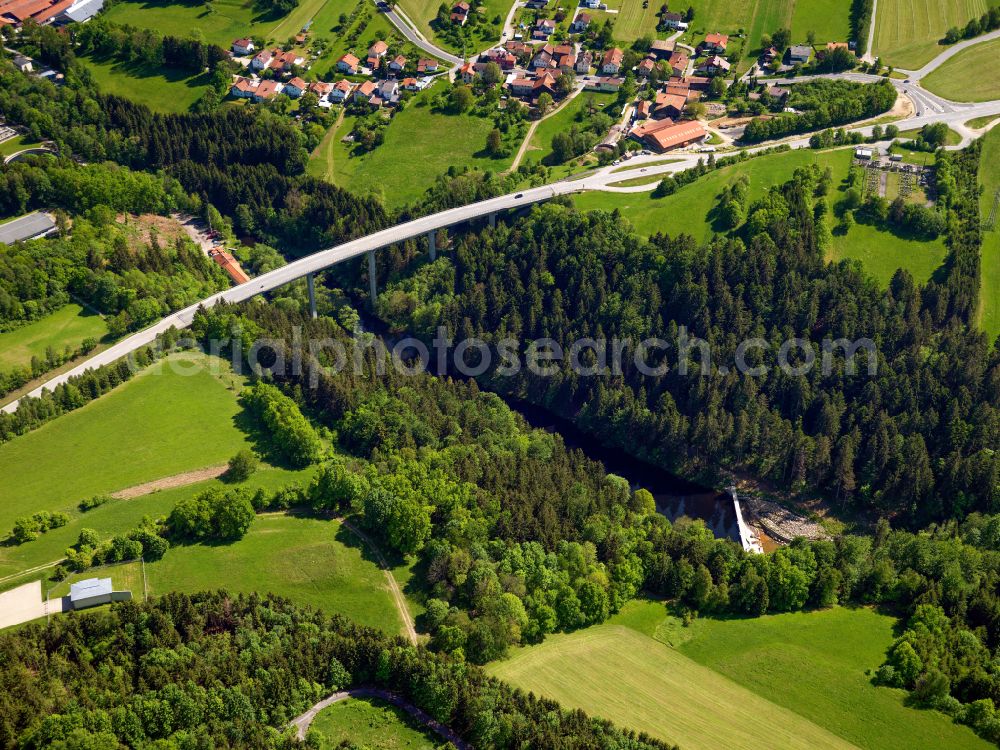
[1,183,572,412]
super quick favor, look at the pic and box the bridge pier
[427,230,436,261]
[306,273,317,319]
[488,211,496,228]
[368,249,377,306]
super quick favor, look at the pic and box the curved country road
[289,687,471,747]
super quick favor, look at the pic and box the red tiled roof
[339,53,359,67]
[603,47,623,66]
[30,0,73,23]
[638,120,706,151]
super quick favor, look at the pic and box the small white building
[855,147,874,160]
[69,578,113,610]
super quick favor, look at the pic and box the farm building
[69,577,133,610]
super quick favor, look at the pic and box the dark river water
[357,315,740,542]
[502,396,741,542]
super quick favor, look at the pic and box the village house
[558,52,576,73]
[787,44,812,64]
[417,58,440,73]
[230,76,256,99]
[649,39,675,59]
[635,99,651,120]
[575,50,592,73]
[586,76,622,92]
[509,76,535,98]
[504,40,532,58]
[450,0,469,23]
[208,249,251,284]
[232,38,255,56]
[653,91,686,119]
[536,18,556,36]
[402,77,420,91]
[681,75,711,91]
[699,33,728,55]
[12,54,33,73]
[667,50,688,77]
[337,53,360,75]
[330,79,353,102]
[283,76,307,97]
[459,62,476,83]
[532,72,558,98]
[762,46,779,64]
[482,48,517,70]
[389,54,407,73]
[660,11,687,30]
[601,47,623,74]
[377,79,399,104]
[570,11,590,32]
[252,49,304,75]
[636,57,656,78]
[353,80,377,103]
[697,54,730,75]
[251,49,273,72]
[630,118,706,152]
[369,40,389,59]
[582,0,601,8]
[664,80,694,100]
[530,45,558,70]
[252,79,283,102]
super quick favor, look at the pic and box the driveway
[0,580,65,630]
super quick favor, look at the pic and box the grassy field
[47,559,146,601]
[790,0,853,43]
[610,0,663,42]
[101,0,337,47]
[489,621,855,750]
[0,464,312,583]
[923,37,1000,102]
[395,0,509,52]
[0,351,250,540]
[312,696,440,749]
[78,56,212,114]
[673,0,849,74]
[675,605,991,749]
[0,134,41,158]
[0,304,108,372]
[520,91,617,169]
[308,81,515,208]
[872,0,994,69]
[978,124,1000,344]
[575,147,948,285]
[146,514,405,634]
[490,599,990,750]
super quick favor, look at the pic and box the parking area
[0,581,47,629]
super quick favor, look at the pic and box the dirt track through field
[340,518,418,645]
[110,465,229,499]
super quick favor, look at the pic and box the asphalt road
[0,212,55,245]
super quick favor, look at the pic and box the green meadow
[312,696,441,748]
[520,91,617,170]
[575,147,948,286]
[489,599,990,750]
[145,513,405,634]
[0,304,108,373]
[923,36,1000,102]
[0,351,249,539]
[978,124,1000,343]
[308,81,514,208]
[78,56,213,114]
[872,0,995,69]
